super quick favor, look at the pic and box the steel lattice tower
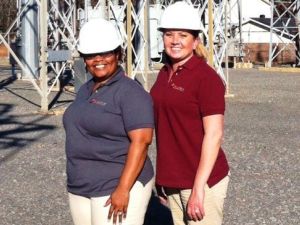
[268,0,300,67]
[1,0,243,111]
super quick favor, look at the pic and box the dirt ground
[0,67,299,225]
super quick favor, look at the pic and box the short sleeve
[197,69,225,117]
[120,82,154,132]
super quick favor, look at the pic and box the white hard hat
[158,1,201,31]
[77,18,122,54]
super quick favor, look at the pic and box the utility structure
[268,0,300,67]
[0,0,244,112]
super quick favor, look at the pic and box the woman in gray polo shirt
[63,18,154,225]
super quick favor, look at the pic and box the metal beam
[40,0,48,112]
[208,0,214,66]
[126,1,133,76]
[268,0,300,67]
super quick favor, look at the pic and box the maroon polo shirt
[150,55,229,188]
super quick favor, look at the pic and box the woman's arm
[187,114,224,221]
[105,128,153,224]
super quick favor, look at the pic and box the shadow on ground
[0,103,56,164]
[0,76,17,89]
[144,192,174,225]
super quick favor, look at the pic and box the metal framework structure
[0,0,243,111]
[268,0,300,67]
[0,0,78,112]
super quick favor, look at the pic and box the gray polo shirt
[63,68,154,197]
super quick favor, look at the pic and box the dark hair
[190,30,200,38]
[114,46,124,63]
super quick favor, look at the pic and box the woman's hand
[187,186,205,221]
[105,186,129,224]
[158,195,169,207]
[186,114,224,221]
[104,127,153,224]
[156,184,168,207]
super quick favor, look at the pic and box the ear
[193,37,200,50]
[116,51,123,62]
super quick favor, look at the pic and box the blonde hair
[195,42,209,61]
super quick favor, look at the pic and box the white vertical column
[20,0,39,79]
[295,0,300,65]
[40,0,49,112]
[268,0,274,67]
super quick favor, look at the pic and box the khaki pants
[68,178,154,225]
[165,175,230,225]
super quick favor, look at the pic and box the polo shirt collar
[86,66,124,90]
[104,66,124,86]
[163,55,202,72]
[183,55,202,70]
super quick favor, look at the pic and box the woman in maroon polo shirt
[150,2,230,225]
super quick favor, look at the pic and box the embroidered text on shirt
[170,83,185,92]
[89,99,107,106]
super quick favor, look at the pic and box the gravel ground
[0,67,299,225]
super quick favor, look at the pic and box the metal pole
[144,0,149,90]
[85,0,91,22]
[97,0,108,19]
[296,0,300,66]
[135,0,146,72]
[40,0,49,112]
[238,0,243,61]
[126,1,133,77]
[73,0,77,35]
[208,0,214,67]
[17,0,21,28]
[54,0,61,91]
[225,0,230,94]
[268,0,274,67]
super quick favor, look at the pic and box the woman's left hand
[105,186,129,224]
[104,128,153,224]
[187,186,205,221]
[186,114,224,221]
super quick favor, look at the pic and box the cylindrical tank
[20,0,39,78]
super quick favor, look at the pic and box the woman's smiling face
[163,29,198,65]
[84,50,119,82]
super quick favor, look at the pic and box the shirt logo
[89,98,107,106]
[171,83,185,92]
